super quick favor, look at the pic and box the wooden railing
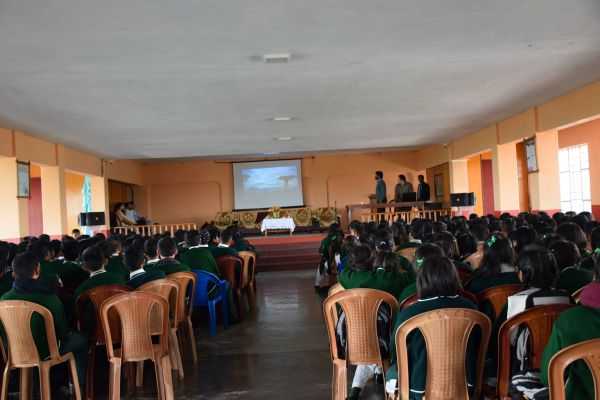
[357,208,451,224]
[347,201,450,224]
[112,223,198,237]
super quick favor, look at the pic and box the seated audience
[55,239,89,291]
[147,237,191,275]
[551,239,592,295]
[465,234,519,294]
[113,202,136,226]
[102,239,129,280]
[180,230,221,276]
[144,237,160,265]
[557,222,590,257]
[464,222,490,269]
[75,245,126,299]
[227,227,255,252]
[398,243,445,303]
[540,255,600,400]
[386,255,479,399]
[1,252,87,388]
[0,242,13,296]
[208,226,239,258]
[125,245,165,289]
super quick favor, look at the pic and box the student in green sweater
[147,237,191,275]
[56,239,90,291]
[208,226,239,258]
[398,243,445,303]
[102,239,129,281]
[125,245,165,289]
[180,230,221,276]
[550,239,593,295]
[540,257,600,400]
[386,255,479,399]
[1,252,88,388]
[75,245,127,300]
[0,242,13,296]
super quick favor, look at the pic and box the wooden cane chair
[166,272,198,364]
[323,288,399,400]
[238,251,257,311]
[216,255,245,319]
[0,300,82,400]
[75,284,130,400]
[496,304,573,400]
[548,338,600,400]
[138,279,184,380]
[477,284,525,320]
[391,308,491,400]
[100,292,174,400]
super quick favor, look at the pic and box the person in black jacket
[416,175,430,201]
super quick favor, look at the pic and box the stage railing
[353,206,451,224]
[112,223,198,237]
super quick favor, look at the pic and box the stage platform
[247,233,325,272]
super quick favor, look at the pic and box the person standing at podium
[375,171,387,220]
[394,174,414,203]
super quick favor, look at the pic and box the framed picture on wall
[434,173,444,199]
[524,137,538,173]
[17,160,31,198]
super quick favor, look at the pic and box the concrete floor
[167,269,383,400]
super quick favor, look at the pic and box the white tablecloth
[260,217,296,233]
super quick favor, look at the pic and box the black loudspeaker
[79,212,106,226]
[450,192,475,207]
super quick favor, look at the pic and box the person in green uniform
[102,239,129,281]
[180,230,220,276]
[550,239,593,295]
[540,257,600,400]
[75,245,127,300]
[0,242,13,296]
[1,252,88,388]
[147,237,191,275]
[125,246,165,289]
[386,255,479,399]
[144,237,160,264]
[56,239,89,292]
[207,226,239,258]
[398,243,445,303]
[556,222,589,259]
[465,234,520,295]
[29,241,61,290]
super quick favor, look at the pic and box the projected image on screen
[233,160,304,209]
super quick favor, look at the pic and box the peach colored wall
[142,150,423,225]
[59,145,102,176]
[416,144,449,170]
[105,160,144,185]
[528,130,561,212]
[0,128,12,157]
[498,109,536,144]
[467,156,484,216]
[537,81,600,132]
[558,119,600,209]
[14,131,57,166]
[450,125,497,160]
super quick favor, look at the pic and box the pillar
[40,165,68,237]
[449,160,469,193]
[90,175,110,232]
[0,158,29,240]
[492,142,520,215]
[529,130,561,214]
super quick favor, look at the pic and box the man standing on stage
[394,174,414,202]
[417,174,431,201]
[375,171,387,204]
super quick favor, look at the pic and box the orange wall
[467,156,483,215]
[142,150,423,225]
[558,119,600,210]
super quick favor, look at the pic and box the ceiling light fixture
[271,116,293,122]
[263,53,291,63]
[275,136,293,141]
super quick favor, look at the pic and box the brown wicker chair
[476,284,525,320]
[166,272,198,364]
[100,292,173,400]
[138,279,184,380]
[323,288,399,400]
[548,338,600,400]
[238,251,257,311]
[391,308,491,400]
[216,255,245,319]
[75,284,130,400]
[496,304,573,399]
[0,300,82,400]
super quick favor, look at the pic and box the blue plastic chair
[192,270,230,336]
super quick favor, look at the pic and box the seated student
[179,230,220,276]
[102,239,129,281]
[147,237,191,275]
[540,256,600,399]
[580,226,600,271]
[226,226,255,252]
[1,252,88,388]
[511,226,538,255]
[465,234,520,294]
[55,239,89,291]
[74,245,127,299]
[0,242,13,296]
[556,222,590,258]
[434,231,472,280]
[398,243,445,303]
[144,237,160,266]
[385,255,479,399]
[207,226,239,258]
[125,246,165,289]
[374,229,412,273]
[551,239,593,295]
[464,222,490,270]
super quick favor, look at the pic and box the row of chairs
[324,285,600,400]
[0,251,258,400]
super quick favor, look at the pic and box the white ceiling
[1,1,600,159]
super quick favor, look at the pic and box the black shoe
[347,387,362,400]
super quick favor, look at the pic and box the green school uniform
[106,255,129,281]
[339,268,414,299]
[399,283,417,303]
[74,271,127,300]
[39,259,62,288]
[465,272,521,294]
[127,269,166,289]
[387,296,479,399]
[233,240,253,252]
[557,266,593,295]
[54,260,90,291]
[541,306,600,400]
[146,259,191,275]
[208,244,238,258]
[180,246,220,276]
[0,273,14,296]
[1,287,69,359]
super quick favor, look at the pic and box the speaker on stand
[450,193,476,217]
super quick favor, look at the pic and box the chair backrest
[101,292,169,362]
[75,284,130,342]
[216,255,243,290]
[400,290,478,311]
[138,279,180,328]
[323,288,399,365]
[477,284,525,319]
[192,270,223,306]
[0,300,60,366]
[328,283,344,297]
[238,251,257,288]
[166,272,197,323]
[497,303,573,398]
[548,338,600,400]
[394,308,491,400]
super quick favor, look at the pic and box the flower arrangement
[268,206,281,218]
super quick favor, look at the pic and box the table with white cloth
[260,217,296,236]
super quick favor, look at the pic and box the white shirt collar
[130,268,146,279]
[112,253,121,257]
[146,258,159,264]
[189,244,208,249]
[90,269,106,278]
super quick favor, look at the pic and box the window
[559,144,591,213]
